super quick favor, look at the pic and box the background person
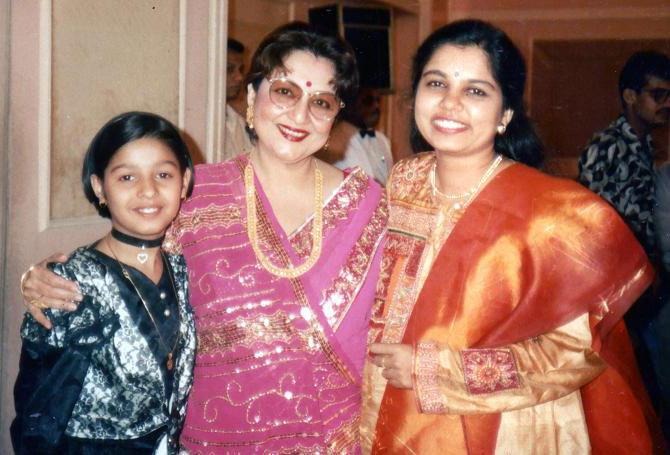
[578,50,670,260]
[578,50,670,430]
[224,37,253,160]
[327,87,393,185]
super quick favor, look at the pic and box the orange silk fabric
[373,163,660,454]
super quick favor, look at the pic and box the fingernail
[66,302,78,311]
[74,293,83,301]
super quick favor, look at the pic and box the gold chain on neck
[430,154,503,200]
[106,237,181,370]
[244,163,323,279]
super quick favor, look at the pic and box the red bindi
[306,81,312,87]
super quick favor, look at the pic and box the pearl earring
[497,124,507,135]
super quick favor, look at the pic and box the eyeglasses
[267,77,345,121]
[641,87,670,104]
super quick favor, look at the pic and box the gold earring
[497,124,507,135]
[322,138,330,153]
[99,200,106,208]
[246,105,254,130]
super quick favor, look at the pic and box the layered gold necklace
[244,162,324,279]
[430,154,503,222]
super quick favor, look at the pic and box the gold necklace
[106,238,180,371]
[244,162,323,279]
[432,154,504,223]
[430,154,503,200]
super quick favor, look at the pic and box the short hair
[619,51,670,106]
[245,21,359,141]
[82,111,195,218]
[228,38,245,54]
[409,19,543,168]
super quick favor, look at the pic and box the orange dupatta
[372,164,660,454]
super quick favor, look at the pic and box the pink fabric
[169,156,386,453]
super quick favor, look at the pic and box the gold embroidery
[389,153,435,207]
[372,156,440,345]
[290,169,370,259]
[388,202,434,240]
[321,194,388,330]
[197,310,305,356]
[414,341,447,413]
[380,234,428,344]
[181,433,322,448]
[251,176,359,386]
[175,203,241,235]
[325,413,360,453]
[461,348,521,394]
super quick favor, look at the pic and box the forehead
[227,51,244,66]
[424,44,494,80]
[644,75,670,89]
[273,50,336,87]
[108,137,178,167]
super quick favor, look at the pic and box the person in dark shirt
[578,51,670,258]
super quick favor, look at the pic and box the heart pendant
[137,252,149,264]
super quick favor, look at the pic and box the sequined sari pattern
[168,157,387,454]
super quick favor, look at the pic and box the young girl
[11,112,196,454]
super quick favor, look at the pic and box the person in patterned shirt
[579,51,670,443]
[578,51,670,259]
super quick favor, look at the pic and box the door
[0,1,229,450]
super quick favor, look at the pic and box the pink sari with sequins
[165,156,387,454]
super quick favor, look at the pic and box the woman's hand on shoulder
[369,342,414,389]
[21,253,82,329]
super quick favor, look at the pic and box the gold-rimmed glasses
[267,77,345,121]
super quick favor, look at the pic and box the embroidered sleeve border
[414,341,447,414]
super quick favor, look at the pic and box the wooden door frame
[0,2,229,451]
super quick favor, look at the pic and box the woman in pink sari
[20,23,386,454]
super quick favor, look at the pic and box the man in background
[224,38,252,160]
[579,50,670,442]
[327,87,393,185]
[578,51,670,258]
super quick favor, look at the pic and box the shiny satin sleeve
[413,313,606,414]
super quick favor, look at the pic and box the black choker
[111,228,164,249]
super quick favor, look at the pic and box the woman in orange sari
[361,20,663,454]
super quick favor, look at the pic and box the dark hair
[82,111,195,218]
[228,38,245,54]
[341,87,380,129]
[619,50,670,106]
[409,19,543,168]
[245,21,359,141]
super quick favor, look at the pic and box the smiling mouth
[277,124,310,142]
[432,118,468,132]
[136,207,160,215]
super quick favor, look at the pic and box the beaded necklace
[431,154,504,223]
[244,163,323,279]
